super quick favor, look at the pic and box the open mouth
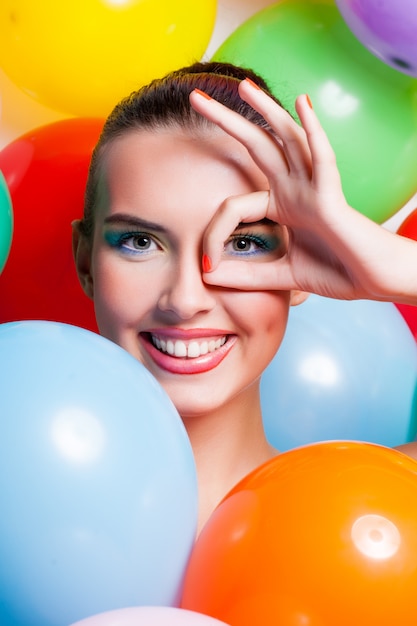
[150,333,228,359]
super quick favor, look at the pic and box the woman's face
[77,127,301,418]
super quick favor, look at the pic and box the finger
[203,256,295,291]
[238,79,313,178]
[189,88,290,180]
[202,190,270,270]
[295,94,343,192]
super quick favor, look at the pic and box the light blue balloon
[0,321,198,626]
[261,296,417,451]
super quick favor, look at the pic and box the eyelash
[104,230,281,259]
[104,231,161,256]
[224,232,280,257]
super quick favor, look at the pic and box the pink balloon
[70,606,229,626]
[336,0,417,76]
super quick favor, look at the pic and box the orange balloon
[181,441,417,626]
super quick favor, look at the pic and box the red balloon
[395,208,417,341]
[0,118,103,331]
[181,441,417,626]
[397,207,417,240]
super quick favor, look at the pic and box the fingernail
[194,88,212,100]
[245,77,262,90]
[306,94,313,109]
[202,253,212,273]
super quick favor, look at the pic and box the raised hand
[190,79,417,305]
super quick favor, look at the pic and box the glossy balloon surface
[182,441,417,626]
[0,0,217,117]
[0,170,12,273]
[71,606,229,626]
[336,0,417,77]
[0,118,103,332]
[0,321,198,626]
[261,296,417,451]
[395,208,417,341]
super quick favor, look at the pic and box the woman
[73,61,417,532]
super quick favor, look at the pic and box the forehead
[94,128,269,235]
[101,126,267,195]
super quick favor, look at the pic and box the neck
[181,383,278,535]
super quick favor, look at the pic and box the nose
[157,252,217,320]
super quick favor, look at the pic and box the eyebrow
[103,213,168,233]
[236,218,279,228]
[103,213,279,232]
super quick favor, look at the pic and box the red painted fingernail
[306,94,313,109]
[194,88,212,100]
[202,253,212,273]
[245,77,262,90]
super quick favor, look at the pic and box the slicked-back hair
[80,61,286,239]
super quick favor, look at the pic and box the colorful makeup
[103,229,160,257]
[224,223,286,260]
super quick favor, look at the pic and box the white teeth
[187,341,200,358]
[174,340,187,357]
[151,335,227,358]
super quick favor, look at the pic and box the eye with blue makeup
[104,230,162,256]
[224,225,286,261]
[103,221,286,261]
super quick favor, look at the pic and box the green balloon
[212,0,417,223]
[0,171,13,274]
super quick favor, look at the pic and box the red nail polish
[202,253,212,273]
[194,88,212,100]
[306,94,313,109]
[245,77,262,90]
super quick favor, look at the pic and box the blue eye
[224,232,283,258]
[104,231,160,256]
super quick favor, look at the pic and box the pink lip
[139,330,236,375]
[145,327,230,339]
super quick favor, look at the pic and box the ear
[72,220,94,299]
[290,290,309,307]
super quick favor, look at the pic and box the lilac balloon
[70,606,229,626]
[336,0,417,76]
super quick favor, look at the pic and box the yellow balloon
[0,0,217,117]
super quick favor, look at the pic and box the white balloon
[70,606,229,626]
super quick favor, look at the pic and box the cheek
[228,291,291,345]
[91,256,146,334]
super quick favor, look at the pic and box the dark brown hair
[79,61,286,239]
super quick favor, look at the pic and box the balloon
[0,118,103,332]
[260,296,417,451]
[0,66,67,149]
[70,606,229,626]
[397,207,417,240]
[0,170,12,273]
[0,0,217,118]
[0,321,198,626]
[181,441,417,626]
[336,0,417,77]
[395,302,417,343]
[395,208,417,341]
[212,0,417,224]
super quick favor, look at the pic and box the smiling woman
[72,62,307,531]
[73,60,417,533]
